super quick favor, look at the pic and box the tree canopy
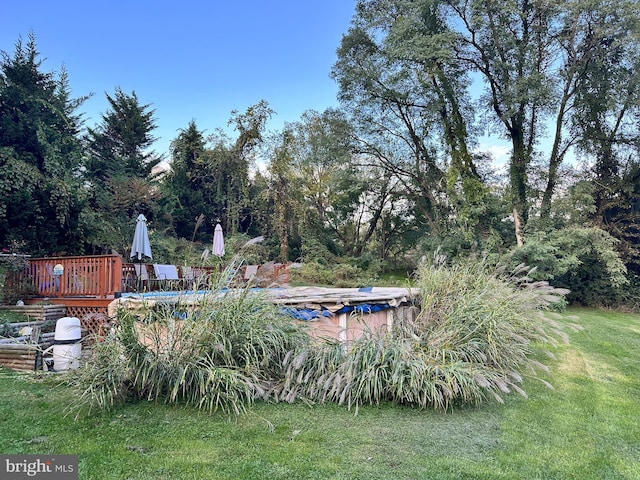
[1,16,639,306]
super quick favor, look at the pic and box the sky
[2,0,357,159]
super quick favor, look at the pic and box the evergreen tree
[0,33,88,255]
[86,87,161,180]
[83,88,163,254]
[162,120,211,240]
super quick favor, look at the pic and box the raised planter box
[0,341,52,372]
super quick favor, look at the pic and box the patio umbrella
[130,214,152,261]
[212,223,225,257]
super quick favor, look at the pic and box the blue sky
[2,1,356,158]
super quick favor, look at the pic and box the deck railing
[20,255,123,299]
[4,256,290,301]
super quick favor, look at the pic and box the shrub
[68,258,575,416]
[290,261,335,286]
[406,260,573,406]
[501,226,628,306]
[290,259,379,288]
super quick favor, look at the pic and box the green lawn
[0,308,638,479]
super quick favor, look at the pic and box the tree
[85,87,162,181]
[545,0,640,223]
[595,160,640,278]
[445,0,558,243]
[0,33,88,254]
[331,0,492,247]
[84,88,163,254]
[162,120,211,240]
[161,102,273,247]
[288,109,397,258]
[265,127,298,262]
[445,0,640,239]
[205,100,273,234]
[332,15,448,233]
[337,0,640,248]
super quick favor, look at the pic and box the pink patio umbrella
[212,223,225,257]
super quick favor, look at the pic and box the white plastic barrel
[52,317,82,371]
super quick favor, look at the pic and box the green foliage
[502,226,628,306]
[0,33,88,255]
[281,259,572,411]
[69,255,573,416]
[222,233,270,265]
[85,87,161,181]
[298,236,336,265]
[0,320,17,337]
[289,261,334,286]
[599,160,640,277]
[2,307,639,478]
[161,103,273,244]
[161,120,217,241]
[289,258,379,288]
[0,244,34,303]
[82,88,163,254]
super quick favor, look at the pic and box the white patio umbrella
[212,223,225,257]
[130,214,152,261]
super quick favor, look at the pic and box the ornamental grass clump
[397,260,573,407]
[69,259,575,417]
[279,260,575,411]
[404,261,573,407]
[68,285,311,418]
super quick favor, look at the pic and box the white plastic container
[52,317,82,371]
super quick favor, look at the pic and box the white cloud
[477,142,511,166]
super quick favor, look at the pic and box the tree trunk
[509,122,528,245]
[513,207,524,247]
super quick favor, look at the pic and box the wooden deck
[4,254,290,320]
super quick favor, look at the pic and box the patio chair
[134,264,151,291]
[121,263,137,292]
[152,264,180,290]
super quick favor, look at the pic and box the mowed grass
[0,308,638,479]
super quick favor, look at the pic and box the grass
[0,307,638,479]
[0,309,30,323]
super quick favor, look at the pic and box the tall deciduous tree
[260,109,397,262]
[445,0,640,240]
[209,100,273,234]
[332,0,486,243]
[333,20,446,233]
[336,0,640,249]
[446,0,556,244]
[566,1,640,242]
[0,33,88,254]
[265,127,298,262]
